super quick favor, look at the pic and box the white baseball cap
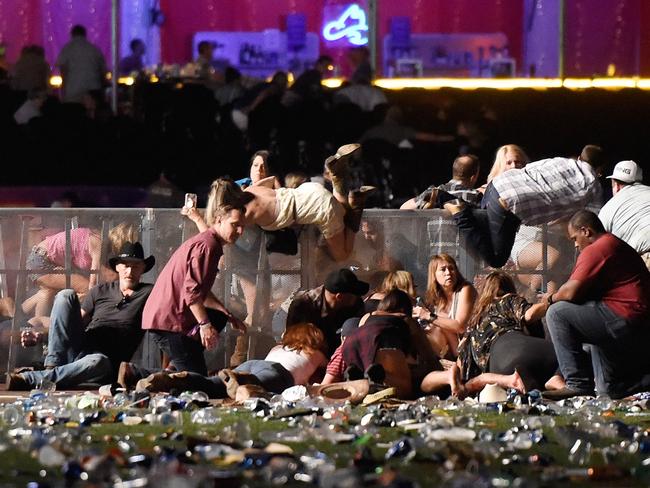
[606,160,643,184]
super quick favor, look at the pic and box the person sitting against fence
[134,322,328,400]
[22,222,138,318]
[7,242,154,390]
[420,270,558,398]
[285,268,368,357]
[484,144,562,295]
[413,254,476,359]
[400,154,482,210]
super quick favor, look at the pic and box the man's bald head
[452,154,480,186]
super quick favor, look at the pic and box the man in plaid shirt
[443,145,605,268]
[401,154,482,210]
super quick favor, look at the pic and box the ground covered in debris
[2,389,650,487]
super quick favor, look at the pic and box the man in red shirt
[118,196,248,388]
[543,210,650,400]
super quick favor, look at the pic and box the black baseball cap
[337,317,361,338]
[324,269,369,296]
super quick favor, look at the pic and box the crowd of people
[2,25,650,404]
[6,143,650,403]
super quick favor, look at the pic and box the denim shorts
[26,246,61,283]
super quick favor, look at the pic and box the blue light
[323,4,368,46]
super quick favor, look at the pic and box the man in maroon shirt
[543,210,650,400]
[119,199,248,387]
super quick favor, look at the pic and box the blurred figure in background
[11,44,50,93]
[119,38,146,75]
[56,25,107,103]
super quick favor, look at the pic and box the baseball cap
[337,317,361,338]
[607,160,643,184]
[324,269,369,296]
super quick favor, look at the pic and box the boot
[136,371,194,393]
[345,186,377,232]
[218,368,261,399]
[229,334,249,368]
[325,143,361,198]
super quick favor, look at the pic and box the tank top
[265,345,327,386]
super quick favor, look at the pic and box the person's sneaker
[542,386,594,401]
[117,362,139,390]
[6,373,30,391]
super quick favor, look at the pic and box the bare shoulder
[253,176,278,188]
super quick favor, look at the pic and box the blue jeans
[450,183,521,268]
[169,360,295,399]
[22,289,113,388]
[128,330,208,381]
[546,300,650,397]
[44,289,85,367]
[21,353,113,389]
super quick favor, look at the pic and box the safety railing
[0,208,574,376]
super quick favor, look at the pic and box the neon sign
[323,4,368,46]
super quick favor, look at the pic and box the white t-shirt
[599,183,650,254]
[265,345,327,386]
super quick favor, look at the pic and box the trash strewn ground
[2,387,650,487]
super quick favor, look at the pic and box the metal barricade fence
[0,208,575,376]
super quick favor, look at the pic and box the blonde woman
[364,270,417,313]
[414,254,476,358]
[484,144,561,294]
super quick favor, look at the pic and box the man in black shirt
[7,242,154,390]
[286,269,368,357]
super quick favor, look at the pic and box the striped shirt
[325,344,346,382]
[492,157,602,225]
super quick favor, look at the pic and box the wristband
[197,319,211,327]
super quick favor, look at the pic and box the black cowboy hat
[108,242,155,273]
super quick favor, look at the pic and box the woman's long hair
[205,178,252,226]
[425,254,466,311]
[377,288,413,317]
[470,271,518,327]
[486,144,529,183]
[282,322,327,355]
[108,222,139,254]
[377,270,416,299]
